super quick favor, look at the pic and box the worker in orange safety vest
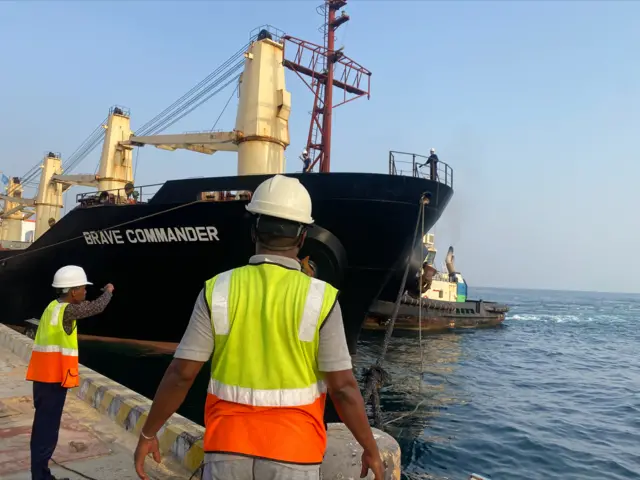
[26,265,114,480]
[133,175,384,479]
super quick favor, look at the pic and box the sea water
[79,288,640,480]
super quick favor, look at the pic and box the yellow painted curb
[0,324,205,475]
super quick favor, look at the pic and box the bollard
[322,423,401,480]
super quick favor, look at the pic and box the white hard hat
[302,148,308,155]
[246,175,314,224]
[430,148,436,153]
[52,265,92,288]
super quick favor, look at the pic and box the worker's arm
[141,289,214,437]
[318,302,384,478]
[62,286,114,335]
[134,289,214,480]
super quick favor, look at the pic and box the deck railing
[388,151,453,188]
[75,183,163,207]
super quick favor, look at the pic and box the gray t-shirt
[174,254,352,372]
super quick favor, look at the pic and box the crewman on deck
[420,148,439,180]
[300,148,311,173]
[134,174,384,480]
[26,266,114,480]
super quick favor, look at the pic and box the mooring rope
[362,193,427,429]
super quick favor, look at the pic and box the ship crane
[17,0,369,243]
[121,0,371,175]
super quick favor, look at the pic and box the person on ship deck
[300,148,312,173]
[25,266,114,480]
[419,147,439,180]
[133,174,385,480]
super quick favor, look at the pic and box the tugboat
[0,2,453,357]
[365,234,509,332]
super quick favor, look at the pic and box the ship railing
[109,105,130,118]
[388,151,453,188]
[249,25,286,44]
[75,183,164,208]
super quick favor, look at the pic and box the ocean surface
[79,287,640,480]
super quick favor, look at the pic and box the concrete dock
[0,325,194,479]
[0,324,401,479]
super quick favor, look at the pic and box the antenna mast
[283,0,371,173]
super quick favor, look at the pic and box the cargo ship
[0,1,453,357]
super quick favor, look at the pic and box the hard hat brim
[51,281,93,288]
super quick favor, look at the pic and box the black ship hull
[0,172,452,353]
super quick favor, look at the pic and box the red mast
[283,0,371,173]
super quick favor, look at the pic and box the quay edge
[0,324,401,479]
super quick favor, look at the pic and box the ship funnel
[445,246,456,274]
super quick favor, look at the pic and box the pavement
[0,346,193,480]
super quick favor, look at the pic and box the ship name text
[83,226,220,245]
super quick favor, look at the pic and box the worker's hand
[104,283,115,293]
[133,434,161,480]
[361,449,384,479]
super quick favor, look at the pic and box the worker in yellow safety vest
[26,265,114,480]
[134,174,384,480]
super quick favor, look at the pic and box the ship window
[439,291,443,299]
[200,190,253,202]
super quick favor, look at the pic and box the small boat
[365,233,509,332]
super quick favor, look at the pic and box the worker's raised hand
[104,283,115,293]
[361,449,385,479]
[134,434,161,480]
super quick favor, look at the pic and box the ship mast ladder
[282,0,371,173]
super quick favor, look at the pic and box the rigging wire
[133,148,141,179]
[150,69,242,135]
[135,45,249,137]
[62,118,108,170]
[135,41,250,136]
[2,199,203,262]
[15,34,257,192]
[210,83,239,131]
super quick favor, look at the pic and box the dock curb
[0,324,402,479]
[0,324,205,474]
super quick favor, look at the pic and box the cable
[2,199,202,262]
[135,41,250,135]
[133,148,141,179]
[418,201,425,392]
[51,457,99,480]
[142,61,243,136]
[136,42,251,137]
[153,71,241,135]
[362,194,427,428]
[189,462,204,480]
[211,83,239,131]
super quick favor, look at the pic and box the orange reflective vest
[202,263,338,464]
[26,300,80,388]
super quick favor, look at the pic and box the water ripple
[357,288,640,480]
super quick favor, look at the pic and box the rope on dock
[362,193,426,429]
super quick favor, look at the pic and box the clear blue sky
[1,1,639,293]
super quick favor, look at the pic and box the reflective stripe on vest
[203,263,338,464]
[25,300,80,388]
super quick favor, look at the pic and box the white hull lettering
[82,226,220,245]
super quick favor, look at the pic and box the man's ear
[298,230,307,248]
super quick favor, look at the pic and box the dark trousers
[30,381,68,480]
